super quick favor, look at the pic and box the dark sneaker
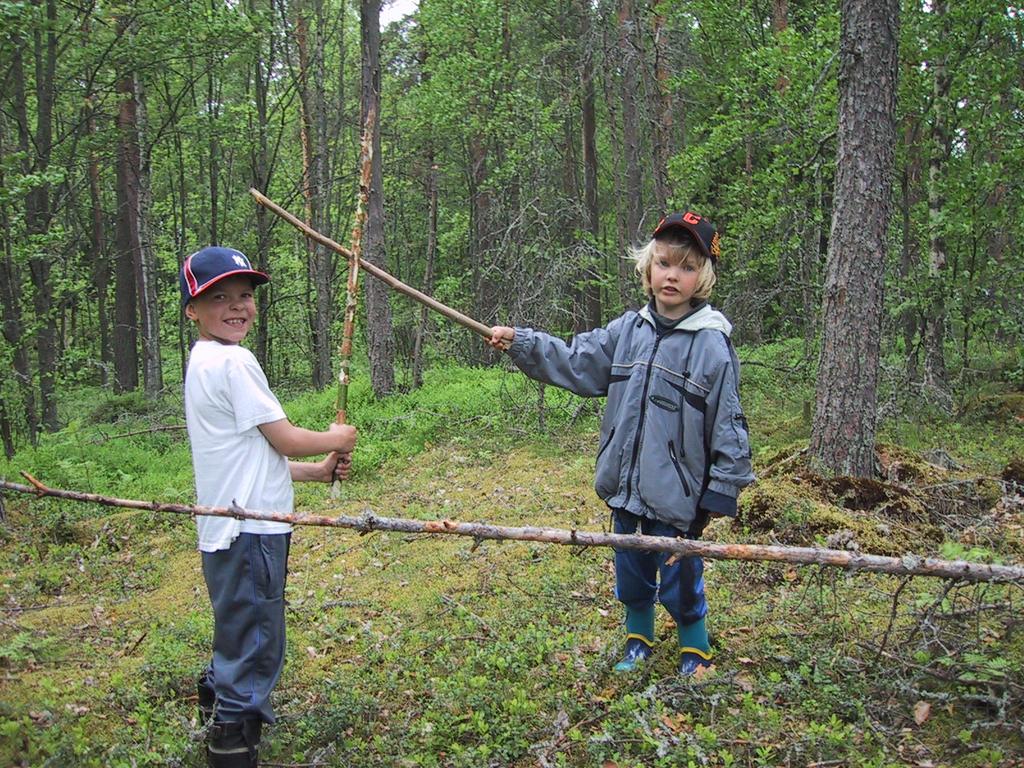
[613,635,654,673]
[678,648,713,677]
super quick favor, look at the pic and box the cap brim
[181,269,270,308]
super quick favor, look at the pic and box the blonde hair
[630,232,717,300]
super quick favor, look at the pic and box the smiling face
[649,243,701,320]
[184,275,257,345]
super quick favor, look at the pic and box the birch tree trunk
[810,0,899,477]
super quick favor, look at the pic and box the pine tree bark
[810,0,899,477]
[577,0,601,329]
[651,1,672,211]
[618,0,642,308]
[361,0,395,396]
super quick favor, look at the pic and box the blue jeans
[201,532,290,723]
[612,510,707,626]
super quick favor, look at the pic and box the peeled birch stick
[4,476,1022,585]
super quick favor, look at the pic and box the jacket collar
[639,302,733,337]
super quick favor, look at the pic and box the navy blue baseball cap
[179,246,270,309]
[652,211,721,263]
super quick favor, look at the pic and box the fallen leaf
[691,663,716,681]
[913,700,931,725]
[602,761,618,768]
[660,713,689,733]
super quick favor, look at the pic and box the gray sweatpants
[201,532,290,723]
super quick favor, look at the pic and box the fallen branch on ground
[2,474,1023,585]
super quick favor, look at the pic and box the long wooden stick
[4,475,1022,584]
[336,106,375,425]
[329,107,376,498]
[249,188,493,338]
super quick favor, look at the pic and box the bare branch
[2,477,1022,585]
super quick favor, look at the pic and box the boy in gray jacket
[488,211,754,676]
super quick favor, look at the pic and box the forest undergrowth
[1,340,1022,767]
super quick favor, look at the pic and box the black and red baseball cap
[179,246,270,309]
[652,211,721,263]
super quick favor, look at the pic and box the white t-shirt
[184,340,293,552]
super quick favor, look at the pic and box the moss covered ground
[1,350,1022,767]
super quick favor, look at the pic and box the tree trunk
[361,0,395,396]
[412,158,438,390]
[810,0,899,477]
[0,216,38,452]
[651,1,672,211]
[207,67,220,246]
[773,0,790,91]
[296,0,333,390]
[249,0,275,373]
[923,0,949,401]
[134,77,161,396]
[113,14,140,393]
[1,53,39,445]
[618,0,642,308]
[900,117,923,380]
[25,0,59,431]
[86,102,110,386]
[578,0,601,329]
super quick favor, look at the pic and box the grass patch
[1,358,1023,766]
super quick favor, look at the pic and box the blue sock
[625,605,655,643]
[677,616,711,654]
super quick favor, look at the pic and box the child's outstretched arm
[259,419,357,458]
[488,316,628,398]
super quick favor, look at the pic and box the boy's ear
[184,301,198,321]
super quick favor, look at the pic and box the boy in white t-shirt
[180,246,357,768]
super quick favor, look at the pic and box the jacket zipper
[668,440,692,497]
[622,332,664,509]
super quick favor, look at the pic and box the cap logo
[710,232,721,259]
[232,254,248,268]
[683,212,701,225]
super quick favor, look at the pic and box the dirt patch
[1001,458,1024,487]
[827,475,890,511]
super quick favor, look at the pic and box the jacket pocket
[594,427,619,496]
[596,426,616,461]
[668,440,692,497]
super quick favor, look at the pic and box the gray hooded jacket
[507,303,754,532]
